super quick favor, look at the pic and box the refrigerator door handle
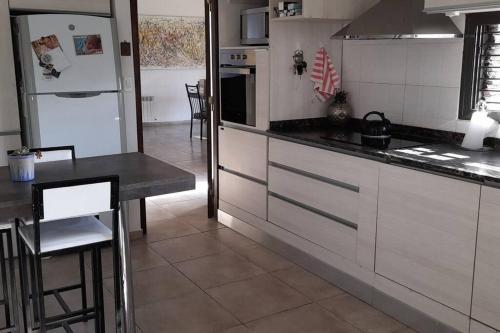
[55,92,102,99]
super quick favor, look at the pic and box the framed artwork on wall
[138,15,205,69]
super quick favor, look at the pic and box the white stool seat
[19,216,112,254]
[0,221,12,231]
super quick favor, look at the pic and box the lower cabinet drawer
[219,170,267,220]
[268,165,359,225]
[268,195,357,261]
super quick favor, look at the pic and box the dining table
[0,152,196,333]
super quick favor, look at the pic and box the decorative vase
[8,153,35,182]
[327,102,351,125]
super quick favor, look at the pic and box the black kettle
[361,111,392,148]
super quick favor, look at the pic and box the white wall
[141,69,205,123]
[270,21,344,121]
[342,38,464,132]
[139,0,205,123]
[340,15,500,139]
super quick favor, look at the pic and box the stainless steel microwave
[241,7,269,46]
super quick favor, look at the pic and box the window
[459,12,500,120]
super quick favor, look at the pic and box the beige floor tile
[91,240,168,278]
[233,244,294,272]
[41,254,89,291]
[183,214,225,232]
[207,228,257,253]
[207,274,310,323]
[271,266,345,301]
[135,291,239,333]
[104,264,198,307]
[146,203,176,222]
[246,303,361,333]
[144,218,200,243]
[150,233,229,263]
[318,294,405,333]
[175,251,265,289]
[394,328,417,333]
[164,199,208,217]
[223,325,251,333]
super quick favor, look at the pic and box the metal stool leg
[16,222,29,333]
[0,232,12,328]
[32,254,46,332]
[6,230,18,333]
[79,251,88,322]
[96,248,105,332]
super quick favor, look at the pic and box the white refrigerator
[16,14,124,158]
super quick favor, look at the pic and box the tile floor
[20,124,416,332]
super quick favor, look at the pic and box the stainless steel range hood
[331,0,463,40]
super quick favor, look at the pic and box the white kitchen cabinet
[268,138,379,269]
[470,321,498,333]
[219,126,268,181]
[268,195,357,261]
[9,0,111,14]
[219,170,267,220]
[255,49,270,131]
[0,0,21,134]
[270,0,378,21]
[376,164,480,315]
[471,186,500,331]
[424,0,500,13]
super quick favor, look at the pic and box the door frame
[129,0,218,222]
[129,0,147,233]
[206,0,220,218]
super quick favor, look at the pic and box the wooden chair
[185,84,207,140]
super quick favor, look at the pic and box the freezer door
[20,14,118,94]
[30,93,122,158]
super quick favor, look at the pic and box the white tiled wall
[270,21,344,121]
[342,39,465,132]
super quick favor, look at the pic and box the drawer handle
[269,162,360,193]
[269,191,358,230]
[220,167,267,185]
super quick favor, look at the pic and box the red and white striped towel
[310,47,340,102]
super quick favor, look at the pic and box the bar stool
[16,175,120,332]
[0,222,19,332]
[7,146,91,330]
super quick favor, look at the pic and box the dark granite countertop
[266,126,500,187]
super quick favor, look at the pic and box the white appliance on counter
[15,14,124,158]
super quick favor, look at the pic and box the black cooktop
[320,132,424,150]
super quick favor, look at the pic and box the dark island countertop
[266,127,500,187]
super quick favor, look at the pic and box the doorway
[130,0,217,232]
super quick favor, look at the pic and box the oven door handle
[219,67,255,75]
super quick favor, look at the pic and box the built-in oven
[219,49,257,128]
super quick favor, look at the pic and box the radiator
[141,96,155,122]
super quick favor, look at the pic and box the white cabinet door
[268,138,379,270]
[472,186,500,330]
[376,164,480,314]
[219,170,267,220]
[0,1,20,133]
[219,127,267,181]
[255,49,270,131]
[268,195,357,261]
[9,0,111,14]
